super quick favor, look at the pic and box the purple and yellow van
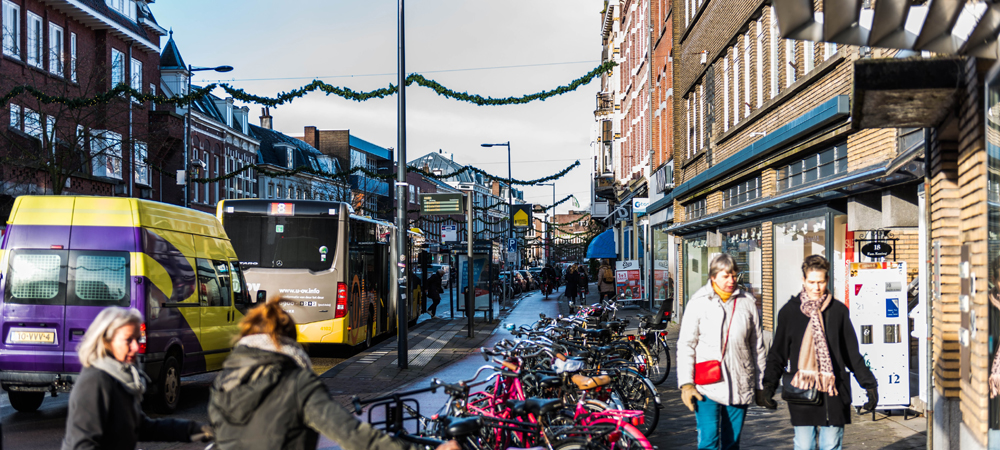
[0,196,250,412]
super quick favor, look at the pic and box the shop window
[776,143,847,191]
[685,198,707,220]
[772,215,828,320]
[683,236,719,308]
[723,226,763,316]
[723,177,761,208]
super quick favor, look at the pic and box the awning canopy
[586,229,617,259]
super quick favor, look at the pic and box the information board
[653,260,670,306]
[616,260,643,303]
[456,254,491,311]
[848,261,910,409]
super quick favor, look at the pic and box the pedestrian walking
[759,255,878,450]
[426,268,444,318]
[597,259,616,301]
[676,253,766,450]
[564,264,579,305]
[577,265,590,302]
[208,299,459,450]
[62,307,212,450]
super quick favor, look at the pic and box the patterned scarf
[792,289,837,396]
[990,291,1000,397]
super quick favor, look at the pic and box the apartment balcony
[594,175,616,200]
[595,93,614,117]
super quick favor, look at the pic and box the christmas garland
[5,62,614,109]
[535,195,575,213]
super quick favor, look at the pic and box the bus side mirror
[255,290,267,303]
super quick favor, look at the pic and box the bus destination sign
[269,202,295,216]
[420,193,465,215]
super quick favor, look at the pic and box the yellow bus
[217,199,420,347]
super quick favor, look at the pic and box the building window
[723,56,729,132]
[744,31,751,118]
[111,48,125,87]
[824,42,836,60]
[45,115,54,152]
[286,147,294,169]
[91,130,122,180]
[9,103,20,129]
[692,90,699,151]
[723,177,761,208]
[24,108,40,138]
[699,84,705,150]
[804,41,815,74]
[134,141,149,186]
[785,40,797,87]
[48,23,63,76]
[26,12,41,68]
[769,7,779,98]
[732,46,739,126]
[685,96,692,158]
[213,155,219,204]
[70,33,77,81]
[105,0,136,21]
[268,183,274,198]
[685,198,707,220]
[130,58,142,101]
[756,19,764,107]
[776,143,848,191]
[3,1,20,58]
[202,151,209,203]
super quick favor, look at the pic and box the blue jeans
[793,426,844,450]
[694,396,748,450]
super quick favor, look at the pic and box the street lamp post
[539,183,555,264]
[481,141,512,303]
[183,64,233,208]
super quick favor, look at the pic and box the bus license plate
[8,328,56,344]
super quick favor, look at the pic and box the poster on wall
[653,260,670,306]
[456,254,491,311]
[848,261,910,409]
[616,260,643,303]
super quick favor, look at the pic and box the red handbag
[694,297,737,385]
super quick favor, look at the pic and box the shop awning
[586,229,617,259]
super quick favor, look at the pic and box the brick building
[1,0,168,216]
[296,127,392,220]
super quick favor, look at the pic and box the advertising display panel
[847,261,910,409]
[616,260,643,303]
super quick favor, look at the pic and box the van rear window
[73,255,128,302]
[10,254,62,300]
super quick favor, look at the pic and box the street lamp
[481,141,512,302]
[539,182,555,264]
[183,64,233,208]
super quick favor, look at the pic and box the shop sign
[615,260,643,303]
[860,242,893,258]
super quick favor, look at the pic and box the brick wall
[931,131,961,399]
[847,128,898,171]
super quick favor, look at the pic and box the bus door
[196,259,232,370]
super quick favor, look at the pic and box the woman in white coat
[676,253,768,450]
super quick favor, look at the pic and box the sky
[150,0,605,215]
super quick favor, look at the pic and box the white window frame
[91,129,122,180]
[824,42,836,60]
[24,107,40,138]
[134,140,149,186]
[130,57,142,101]
[685,97,691,158]
[111,48,125,87]
[744,31,751,118]
[732,48,739,126]
[691,89,698,151]
[213,154,219,204]
[699,83,705,150]
[3,1,20,58]
[26,12,41,68]
[785,40,797,87]
[70,33,77,81]
[48,23,63,76]
[202,151,209,203]
[756,19,764,107]
[769,8,779,98]
[804,40,815,73]
[9,103,20,129]
[286,147,294,169]
[723,56,730,132]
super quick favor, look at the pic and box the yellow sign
[512,204,533,228]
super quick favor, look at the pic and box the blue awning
[586,229,617,259]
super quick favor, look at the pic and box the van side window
[7,251,66,304]
[73,254,128,303]
[229,261,250,306]
[196,259,224,307]
[213,260,232,307]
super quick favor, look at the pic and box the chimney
[303,126,318,148]
[259,107,272,130]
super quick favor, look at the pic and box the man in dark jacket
[759,255,878,450]
[426,269,444,318]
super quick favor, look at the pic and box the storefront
[771,211,847,321]
[722,224,762,318]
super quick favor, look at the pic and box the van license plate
[8,328,56,344]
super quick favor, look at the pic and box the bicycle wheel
[586,419,652,450]
[648,337,671,385]
[612,368,660,436]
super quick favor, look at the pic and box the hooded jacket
[763,295,877,427]
[208,345,411,450]
[676,283,766,405]
[62,366,199,450]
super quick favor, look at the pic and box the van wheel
[155,356,181,413]
[8,391,44,412]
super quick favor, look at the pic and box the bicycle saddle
[506,398,564,416]
[575,327,610,339]
[443,416,483,438]
[571,374,612,390]
[540,376,562,388]
[501,360,519,371]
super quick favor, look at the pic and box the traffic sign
[507,238,517,253]
[420,193,466,215]
[512,204,533,227]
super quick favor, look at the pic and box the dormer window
[106,0,137,21]
[286,148,294,169]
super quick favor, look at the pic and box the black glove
[861,387,878,413]
[756,385,777,410]
[190,423,214,443]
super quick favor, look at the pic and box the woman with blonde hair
[62,307,211,449]
[208,298,458,450]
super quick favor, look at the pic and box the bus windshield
[225,214,338,271]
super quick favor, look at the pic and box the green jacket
[209,346,412,450]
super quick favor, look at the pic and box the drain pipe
[923,128,933,449]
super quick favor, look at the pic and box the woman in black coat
[62,307,211,450]
[564,265,579,303]
[759,255,878,450]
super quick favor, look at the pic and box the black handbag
[781,372,823,406]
